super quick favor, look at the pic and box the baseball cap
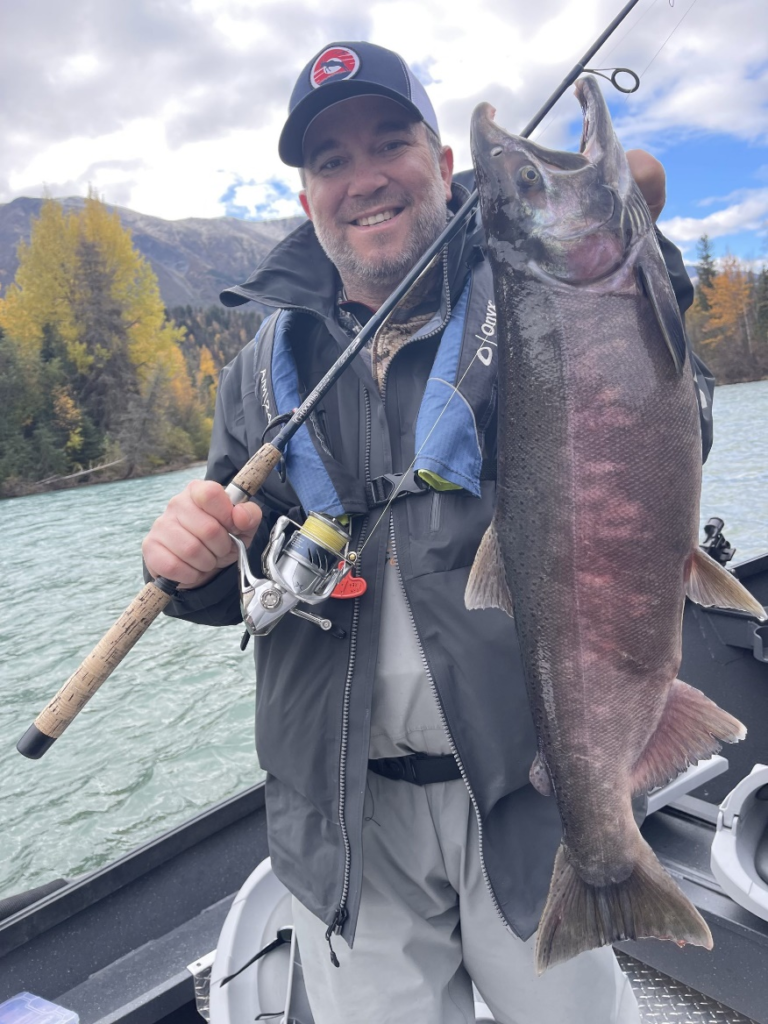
[278,42,440,167]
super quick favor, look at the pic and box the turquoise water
[0,467,258,900]
[1,379,766,901]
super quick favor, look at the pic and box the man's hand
[626,149,666,222]
[142,479,263,590]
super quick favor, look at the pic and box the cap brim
[278,82,425,167]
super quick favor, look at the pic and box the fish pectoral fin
[686,547,767,619]
[529,751,553,796]
[534,840,712,974]
[636,260,687,374]
[464,519,514,617]
[630,679,746,795]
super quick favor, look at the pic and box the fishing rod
[17,0,646,760]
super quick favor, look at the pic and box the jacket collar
[219,182,481,321]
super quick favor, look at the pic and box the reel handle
[16,442,282,759]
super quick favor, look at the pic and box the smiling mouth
[353,208,402,227]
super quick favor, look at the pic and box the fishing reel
[701,517,736,567]
[231,511,355,638]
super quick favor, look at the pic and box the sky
[2,0,767,268]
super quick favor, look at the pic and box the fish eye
[491,146,503,157]
[519,165,540,185]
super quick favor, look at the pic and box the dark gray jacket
[163,184,712,949]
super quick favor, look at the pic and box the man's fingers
[231,500,263,543]
[187,478,239,528]
[186,479,262,545]
[171,500,238,564]
[142,479,261,589]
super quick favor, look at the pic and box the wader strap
[368,753,462,786]
[219,925,293,987]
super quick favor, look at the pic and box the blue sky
[1,0,766,268]
[655,135,768,265]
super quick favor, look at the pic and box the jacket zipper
[326,387,373,967]
[429,491,442,532]
[388,514,510,932]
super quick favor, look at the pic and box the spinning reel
[231,511,356,638]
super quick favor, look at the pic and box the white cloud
[659,187,768,244]
[1,0,766,233]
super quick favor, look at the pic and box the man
[143,42,712,1024]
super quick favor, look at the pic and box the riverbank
[0,457,208,500]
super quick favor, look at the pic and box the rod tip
[17,723,56,760]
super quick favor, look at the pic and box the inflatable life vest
[253,262,498,518]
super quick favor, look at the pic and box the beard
[312,173,449,293]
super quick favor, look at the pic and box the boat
[1,525,767,1024]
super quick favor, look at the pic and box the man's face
[299,95,453,297]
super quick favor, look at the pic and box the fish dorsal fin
[464,519,514,617]
[636,260,687,374]
[686,547,767,619]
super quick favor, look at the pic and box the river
[1,379,766,901]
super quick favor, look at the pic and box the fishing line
[633,0,699,81]
[531,0,657,143]
[532,0,686,144]
[598,0,665,64]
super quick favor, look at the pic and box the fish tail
[534,840,712,974]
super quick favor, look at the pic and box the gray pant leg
[293,773,640,1024]
[292,773,475,1024]
[430,780,641,1024]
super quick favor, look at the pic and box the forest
[0,199,765,497]
[0,196,262,497]
[687,235,768,385]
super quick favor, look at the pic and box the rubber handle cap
[17,723,56,760]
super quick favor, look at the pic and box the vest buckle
[367,473,427,508]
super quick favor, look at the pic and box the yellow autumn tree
[197,344,218,416]
[0,191,210,487]
[703,255,752,352]
[0,199,81,359]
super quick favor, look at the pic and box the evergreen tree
[753,267,768,376]
[754,268,768,341]
[695,235,718,312]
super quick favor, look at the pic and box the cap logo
[311,46,360,89]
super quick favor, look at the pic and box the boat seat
[711,764,768,923]
[755,824,768,886]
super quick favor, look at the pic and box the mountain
[0,197,305,310]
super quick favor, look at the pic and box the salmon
[466,75,765,973]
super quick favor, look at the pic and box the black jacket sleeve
[144,334,281,627]
[657,227,715,461]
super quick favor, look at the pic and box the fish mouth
[471,80,632,284]
[575,76,607,167]
[470,102,588,173]
[574,75,629,195]
[469,97,615,241]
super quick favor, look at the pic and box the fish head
[471,76,639,284]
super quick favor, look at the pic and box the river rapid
[1,379,766,901]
